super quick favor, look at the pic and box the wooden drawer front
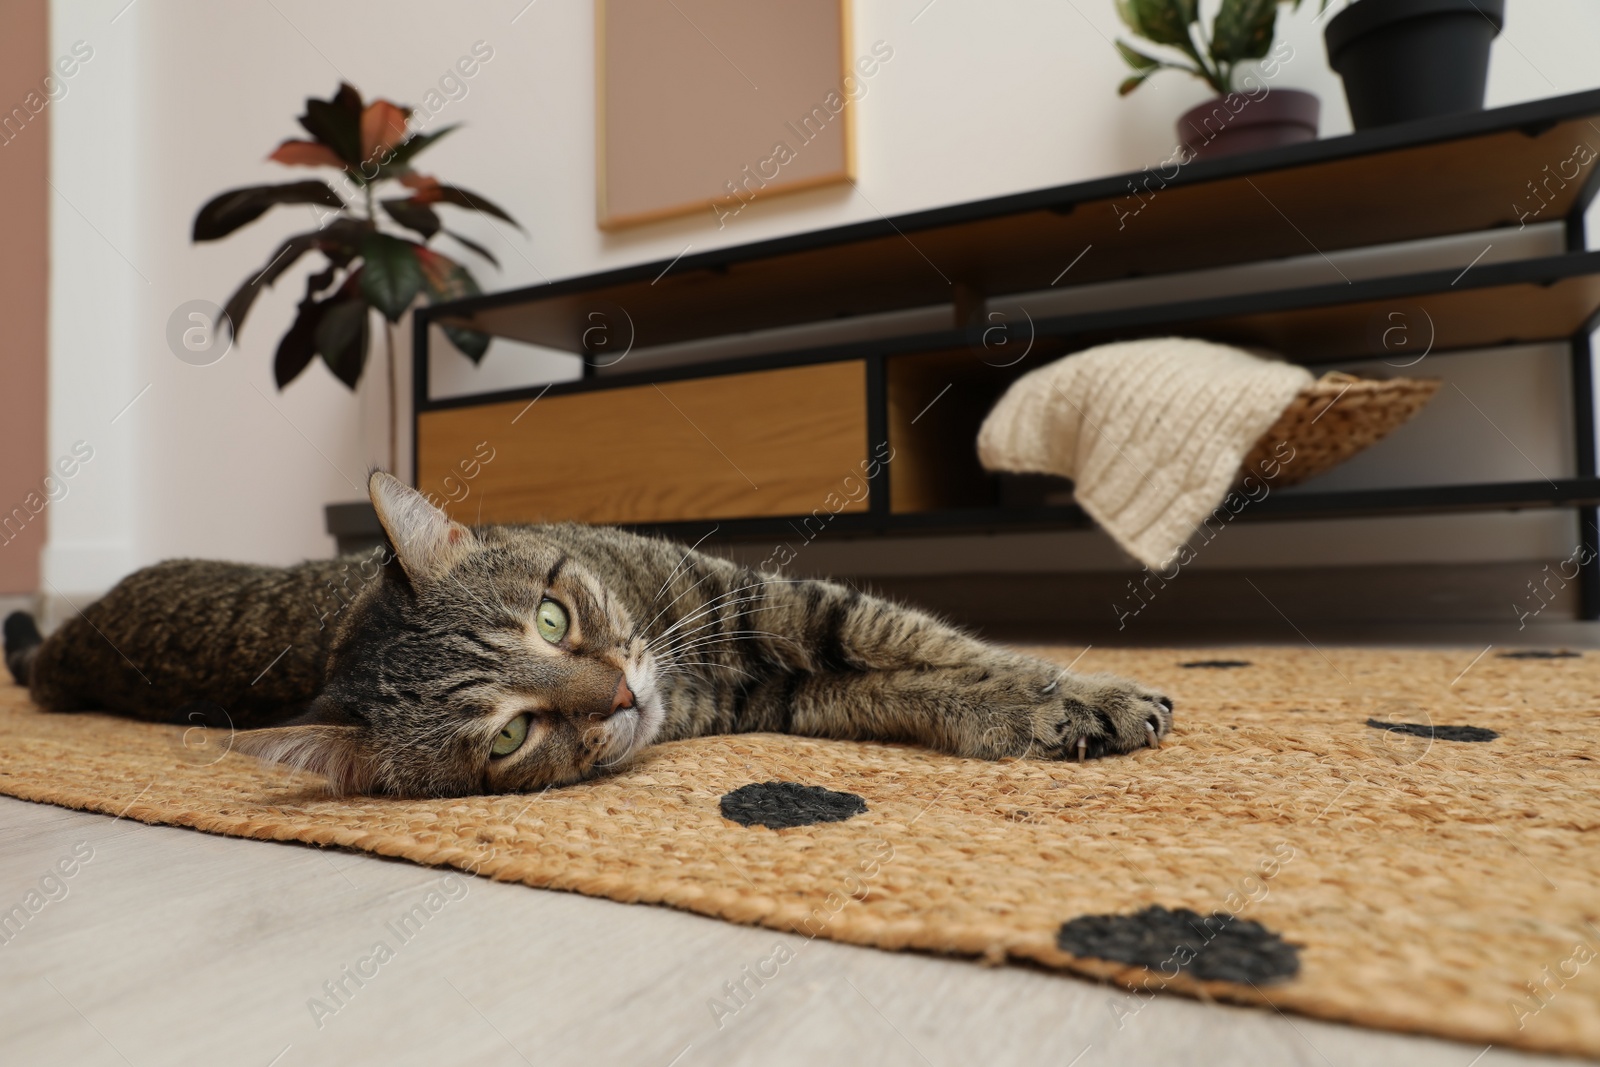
[418,361,869,526]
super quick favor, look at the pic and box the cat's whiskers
[646,580,808,652]
[651,525,721,604]
[645,582,768,648]
[647,609,770,658]
[648,575,811,645]
[659,631,792,664]
[659,659,753,682]
[640,567,723,636]
[656,624,793,655]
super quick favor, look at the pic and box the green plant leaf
[298,84,365,167]
[192,181,344,241]
[433,185,522,230]
[382,197,441,239]
[441,324,490,363]
[314,295,369,389]
[1118,0,1198,47]
[443,229,498,268]
[359,232,426,323]
[1211,0,1278,62]
[1116,40,1162,70]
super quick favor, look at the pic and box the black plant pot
[1325,0,1503,130]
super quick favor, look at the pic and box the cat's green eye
[535,599,569,644]
[491,713,531,758]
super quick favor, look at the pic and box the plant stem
[384,318,398,476]
[1182,18,1227,96]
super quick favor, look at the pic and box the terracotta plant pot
[1325,0,1504,129]
[1176,88,1320,162]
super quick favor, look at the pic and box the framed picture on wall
[596,0,856,230]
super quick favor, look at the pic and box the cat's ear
[368,470,477,585]
[232,725,375,795]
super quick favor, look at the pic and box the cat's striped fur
[5,473,1173,797]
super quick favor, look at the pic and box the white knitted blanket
[976,338,1312,570]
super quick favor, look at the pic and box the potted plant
[1114,0,1323,161]
[191,82,520,545]
[1323,0,1504,129]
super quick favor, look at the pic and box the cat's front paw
[1028,671,1174,761]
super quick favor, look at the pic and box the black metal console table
[414,88,1600,617]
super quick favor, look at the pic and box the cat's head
[234,472,665,797]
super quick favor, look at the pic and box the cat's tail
[4,611,43,685]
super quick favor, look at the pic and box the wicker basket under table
[1239,372,1441,489]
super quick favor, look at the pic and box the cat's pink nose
[612,676,636,716]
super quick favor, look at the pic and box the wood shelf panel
[417,361,869,526]
[1023,254,1600,363]
[886,348,1028,514]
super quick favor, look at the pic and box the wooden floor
[0,795,1572,1067]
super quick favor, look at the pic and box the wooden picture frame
[596,0,856,230]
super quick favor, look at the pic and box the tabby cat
[4,473,1173,797]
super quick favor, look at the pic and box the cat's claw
[1146,723,1160,749]
[1076,737,1087,763]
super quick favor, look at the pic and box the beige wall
[0,0,48,594]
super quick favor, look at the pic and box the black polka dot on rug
[719,781,867,829]
[1366,719,1498,743]
[1056,905,1299,983]
[1498,650,1581,660]
[1180,659,1253,669]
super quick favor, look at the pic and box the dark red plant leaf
[332,82,364,116]
[192,181,343,241]
[218,218,368,341]
[268,140,347,168]
[414,246,481,302]
[273,294,324,389]
[299,85,364,167]
[315,217,370,267]
[443,228,498,267]
[434,185,522,230]
[305,263,340,297]
[382,197,441,239]
[416,247,490,363]
[380,125,459,174]
[360,100,411,162]
[400,172,444,203]
[221,231,321,341]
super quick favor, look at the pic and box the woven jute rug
[1,646,1596,1057]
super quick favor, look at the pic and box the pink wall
[0,0,48,594]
